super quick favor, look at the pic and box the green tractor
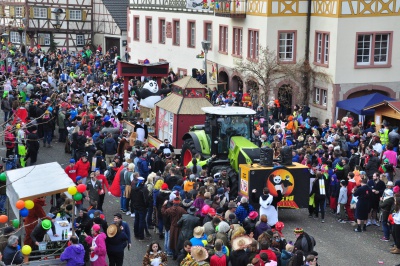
[181,106,260,196]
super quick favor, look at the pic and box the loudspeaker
[260,147,273,166]
[192,68,198,78]
[280,146,293,166]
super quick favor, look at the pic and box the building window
[278,31,296,62]
[15,7,23,18]
[10,32,21,43]
[76,35,85,46]
[159,19,166,44]
[34,7,47,18]
[173,20,180,45]
[315,32,329,66]
[133,17,139,41]
[69,10,82,20]
[146,18,152,42]
[38,33,50,45]
[219,25,228,53]
[188,21,196,48]
[233,27,243,56]
[248,29,259,60]
[314,87,327,106]
[356,32,392,67]
[204,22,212,49]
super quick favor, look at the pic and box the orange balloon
[15,200,25,210]
[0,215,8,223]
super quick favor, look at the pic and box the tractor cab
[203,106,255,158]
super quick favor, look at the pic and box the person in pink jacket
[85,224,107,266]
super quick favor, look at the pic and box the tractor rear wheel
[181,138,200,166]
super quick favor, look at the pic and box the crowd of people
[0,42,399,266]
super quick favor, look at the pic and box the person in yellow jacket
[379,124,390,147]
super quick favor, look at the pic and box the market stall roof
[336,93,395,115]
[364,100,400,113]
[155,94,213,115]
[6,162,75,217]
[172,76,206,89]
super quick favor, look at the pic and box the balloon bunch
[67,184,87,201]
[16,199,35,218]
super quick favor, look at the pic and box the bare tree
[234,46,331,106]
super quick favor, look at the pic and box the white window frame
[159,19,166,44]
[38,33,51,46]
[219,26,228,53]
[315,87,320,104]
[322,89,327,106]
[206,23,212,43]
[249,30,259,59]
[146,18,152,42]
[316,32,329,65]
[76,34,85,46]
[189,22,195,48]
[174,20,180,45]
[134,17,140,40]
[233,27,242,56]
[69,10,82,20]
[279,32,295,61]
[34,7,47,18]
[15,6,23,18]
[10,32,21,43]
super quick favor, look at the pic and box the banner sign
[186,0,212,10]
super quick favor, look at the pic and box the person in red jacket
[64,159,77,182]
[346,172,357,223]
[75,155,90,184]
[210,239,229,266]
[94,168,110,211]
[4,126,15,158]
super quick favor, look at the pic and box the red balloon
[77,184,87,193]
[0,215,8,223]
[100,214,105,220]
[16,200,25,210]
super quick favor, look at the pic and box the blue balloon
[17,245,21,251]
[20,208,29,217]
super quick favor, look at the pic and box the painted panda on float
[133,80,171,109]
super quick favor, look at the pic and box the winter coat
[254,221,271,240]
[280,249,293,266]
[76,158,90,177]
[60,244,85,266]
[3,245,23,265]
[365,155,380,178]
[235,203,254,223]
[131,184,149,211]
[229,249,248,266]
[172,185,186,200]
[103,137,117,155]
[86,179,102,202]
[137,157,150,179]
[161,204,187,251]
[105,230,128,253]
[293,232,316,255]
[338,186,348,204]
[379,197,394,222]
[85,233,107,266]
[177,213,200,250]
[243,218,257,235]
[156,190,171,218]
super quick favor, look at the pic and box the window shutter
[29,7,34,18]
[21,7,25,17]
[48,7,51,19]
[26,34,30,44]
[65,9,69,20]
[9,6,15,17]
[0,6,3,17]
[82,10,87,21]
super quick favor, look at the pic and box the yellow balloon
[24,200,34,210]
[21,245,32,255]
[67,186,77,195]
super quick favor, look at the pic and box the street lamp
[201,40,211,85]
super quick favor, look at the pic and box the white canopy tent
[6,162,75,218]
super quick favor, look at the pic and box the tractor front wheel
[210,165,239,198]
[181,138,200,166]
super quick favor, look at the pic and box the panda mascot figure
[134,80,171,109]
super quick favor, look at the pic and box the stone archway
[231,75,243,92]
[218,71,229,91]
[278,84,293,116]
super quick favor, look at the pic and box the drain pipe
[302,0,312,105]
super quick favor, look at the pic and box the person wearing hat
[106,223,128,266]
[60,235,85,266]
[31,219,58,248]
[379,188,395,241]
[225,201,237,220]
[161,197,187,259]
[230,236,253,266]
[65,158,78,182]
[155,183,171,240]
[293,228,316,255]
[235,197,255,223]
[243,211,259,235]
[0,227,15,254]
[177,206,200,251]
[84,224,107,266]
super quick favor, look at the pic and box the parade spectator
[142,241,168,266]
[60,235,85,266]
[3,235,23,265]
[353,178,373,232]
[84,224,107,266]
[106,223,128,266]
